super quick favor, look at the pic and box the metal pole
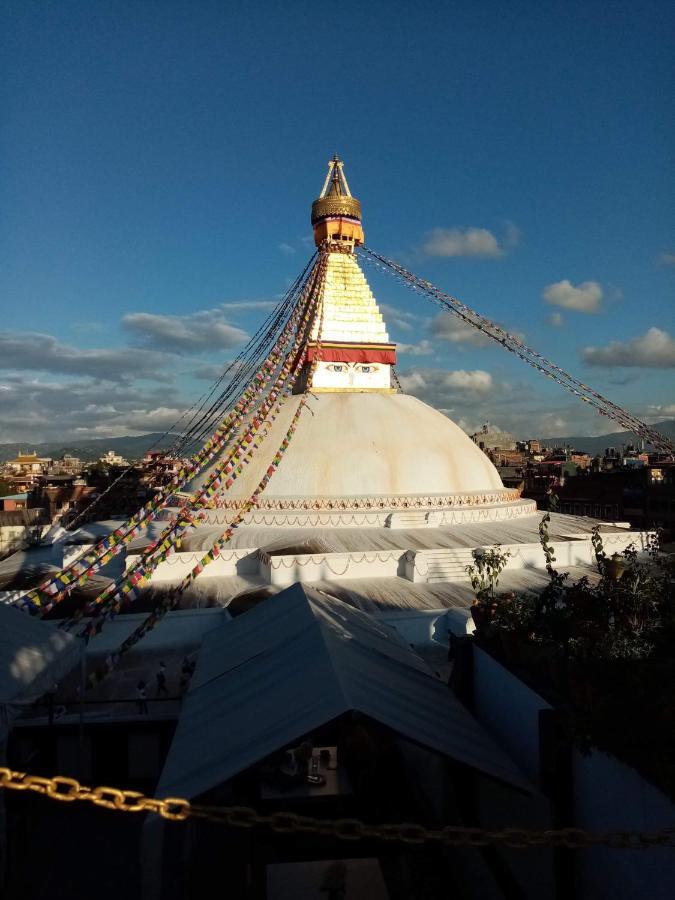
[78,644,86,778]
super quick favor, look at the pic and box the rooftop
[156,584,531,799]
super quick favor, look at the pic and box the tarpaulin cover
[0,603,81,740]
[156,585,530,799]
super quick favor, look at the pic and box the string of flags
[359,246,674,454]
[74,254,325,637]
[77,257,326,634]
[86,253,329,684]
[15,259,325,616]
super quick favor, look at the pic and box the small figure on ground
[179,657,191,693]
[45,681,58,727]
[136,680,148,714]
[156,661,168,697]
[179,656,197,693]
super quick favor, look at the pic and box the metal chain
[2,767,674,850]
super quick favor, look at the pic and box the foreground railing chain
[2,768,674,850]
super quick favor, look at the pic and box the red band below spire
[305,343,397,365]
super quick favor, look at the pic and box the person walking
[136,680,148,715]
[179,657,191,693]
[156,661,168,697]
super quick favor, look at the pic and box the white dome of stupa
[213,392,508,504]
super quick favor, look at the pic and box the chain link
[2,767,675,849]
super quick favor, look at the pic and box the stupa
[129,157,639,612]
[186,155,532,525]
[0,161,651,900]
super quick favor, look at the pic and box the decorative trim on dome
[212,487,522,512]
[195,498,537,531]
[309,387,398,394]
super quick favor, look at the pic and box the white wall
[574,750,675,900]
[473,647,551,784]
[261,550,401,585]
[376,608,452,644]
[472,646,675,900]
[126,549,258,582]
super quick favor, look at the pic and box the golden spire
[311,155,364,249]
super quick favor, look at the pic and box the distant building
[470,423,515,452]
[496,465,525,489]
[516,439,541,454]
[51,454,84,474]
[0,508,49,558]
[0,493,29,512]
[100,450,129,467]
[6,451,51,478]
[32,475,96,522]
[557,463,675,529]
[490,448,526,467]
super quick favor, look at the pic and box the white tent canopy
[157,584,530,799]
[0,604,81,741]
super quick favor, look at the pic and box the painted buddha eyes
[325,363,379,373]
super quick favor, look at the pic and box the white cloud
[397,339,433,356]
[400,367,494,398]
[395,367,622,438]
[659,251,675,266]
[582,327,675,368]
[122,308,248,354]
[503,221,521,249]
[278,243,296,255]
[433,312,524,348]
[219,300,278,310]
[399,371,427,392]
[423,226,505,258]
[0,376,191,442]
[645,403,675,418]
[547,312,564,327]
[193,364,227,381]
[433,313,492,347]
[380,304,424,333]
[0,332,171,382]
[444,370,493,392]
[543,279,603,313]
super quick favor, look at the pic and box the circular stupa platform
[191,393,535,527]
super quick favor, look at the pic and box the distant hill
[537,420,675,455]
[1,419,672,464]
[0,433,179,463]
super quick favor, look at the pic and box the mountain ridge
[536,420,675,455]
[0,420,673,463]
[0,433,178,463]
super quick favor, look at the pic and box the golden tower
[296,156,396,394]
[311,154,364,248]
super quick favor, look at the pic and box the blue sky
[1,0,673,442]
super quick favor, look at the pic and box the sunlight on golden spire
[311,154,364,249]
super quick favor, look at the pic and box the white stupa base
[127,523,646,585]
[197,496,536,529]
